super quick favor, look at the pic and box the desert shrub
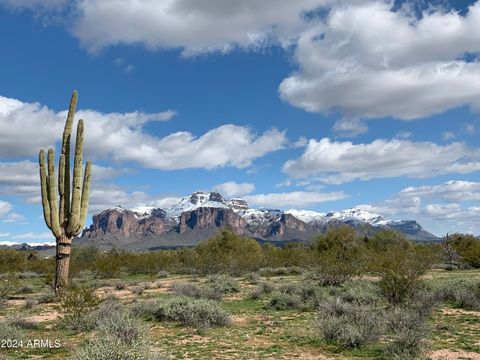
[17,271,41,279]
[207,275,240,294]
[447,233,480,268]
[383,306,429,359]
[0,272,20,298]
[317,298,383,348]
[36,289,55,304]
[97,311,145,345]
[275,283,325,309]
[195,229,263,275]
[266,291,302,310]
[250,282,275,299]
[8,317,38,330]
[57,285,99,332]
[131,286,145,295]
[429,279,480,310]
[368,230,434,305]
[312,226,364,286]
[95,296,123,321]
[24,298,38,309]
[73,336,151,360]
[130,299,160,319]
[154,296,230,331]
[336,280,383,306]
[157,270,169,278]
[245,272,261,284]
[114,281,126,290]
[17,285,34,294]
[258,266,303,277]
[0,320,25,342]
[172,282,222,300]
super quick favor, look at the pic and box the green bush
[154,296,230,331]
[336,280,382,306]
[195,229,263,275]
[250,282,275,299]
[312,226,364,286]
[266,291,302,310]
[57,285,99,332]
[207,275,240,294]
[368,231,434,305]
[130,299,160,319]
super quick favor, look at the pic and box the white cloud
[12,232,53,240]
[0,95,175,157]
[0,200,12,217]
[89,184,180,213]
[442,131,455,140]
[283,138,480,183]
[212,181,255,198]
[357,180,480,235]
[70,0,328,54]
[0,160,125,204]
[399,180,480,202]
[0,232,11,237]
[2,212,26,223]
[244,190,347,208]
[0,95,285,170]
[279,1,480,133]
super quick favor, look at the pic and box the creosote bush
[207,274,240,294]
[316,298,383,348]
[154,296,230,331]
[172,282,222,300]
[57,285,99,332]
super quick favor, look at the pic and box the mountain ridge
[76,191,440,250]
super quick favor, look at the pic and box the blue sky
[0,0,479,243]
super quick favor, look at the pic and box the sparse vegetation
[0,227,479,359]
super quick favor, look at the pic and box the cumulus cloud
[212,181,255,198]
[0,95,285,170]
[0,160,125,204]
[89,184,181,213]
[279,1,480,134]
[283,138,480,183]
[357,180,480,235]
[70,0,328,54]
[244,190,347,208]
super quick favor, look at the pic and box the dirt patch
[429,350,480,360]
[441,308,480,317]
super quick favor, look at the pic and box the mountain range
[76,191,439,250]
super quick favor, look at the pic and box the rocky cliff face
[78,191,439,249]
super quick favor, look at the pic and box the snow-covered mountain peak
[286,207,390,226]
[165,191,229,218]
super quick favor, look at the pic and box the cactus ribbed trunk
[38,91,91,294]
[55,235,71,291]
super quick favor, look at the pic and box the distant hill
[76,191,440,250]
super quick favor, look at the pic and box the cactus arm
[59,91,77,225]
[67,119,84,235]
[58,154,65,226]
[39,149,51,230]
[47,149,62,238]
[73,160,91,236]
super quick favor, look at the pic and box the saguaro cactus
[39,91,91,292]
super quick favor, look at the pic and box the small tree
[312,226,364,286]
[39,91,91,293]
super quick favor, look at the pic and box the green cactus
[39,91,91,292]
